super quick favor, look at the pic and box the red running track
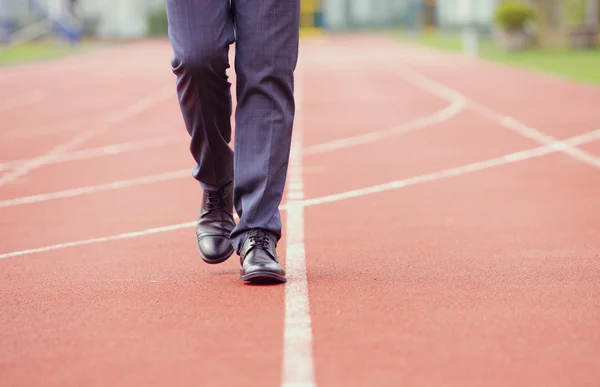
[1,35,600,387]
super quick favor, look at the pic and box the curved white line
[1,128,598,260]
[1,114,107,140]
[391,64,600,169]
[0,99,463,180]
[304,98,465,155]
[0,87,173,188]
[0,97,464,207]
[0,136,184,173]
[0,169,190,209]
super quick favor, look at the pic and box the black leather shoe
[239,229,286,283]
[195,182,235,264]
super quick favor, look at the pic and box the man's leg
[229,0,300,282]
[165,0,237,263]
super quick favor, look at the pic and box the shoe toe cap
[244,261,285,276]
[197,236,234,263]
[241,254,286,283]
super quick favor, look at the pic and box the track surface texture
[1,35,600,387]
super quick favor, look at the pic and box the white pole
[586,0,598,27]
[462,0,479,56]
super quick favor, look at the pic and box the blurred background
[0,0,599,84]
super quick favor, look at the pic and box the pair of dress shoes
[195,182,286,283]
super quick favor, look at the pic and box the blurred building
[324,0,500,32]
[2,0,503,40]
[0,0,164,41]
[1,0,597,44]
[75,0,165,39]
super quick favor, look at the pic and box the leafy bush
[493,0,536,32]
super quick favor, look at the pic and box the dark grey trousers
[165,0,300,252]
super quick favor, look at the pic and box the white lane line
[0,98,460,172]
[0,136,184,173]
[1,114,104,140]
[1,124,599,210]
[282,59,316,387]
[0,90,44,112]
[0,221,197,259]
[304,98,464,155]
[0,108,464,208]
[0,86,174,188]
[0,208,246,260]
[391,64,600,170]
[303,129,600,207]
[1,128,598,261]
[0,169,190,209]
[493,116,600,169]
[0,69,461,181]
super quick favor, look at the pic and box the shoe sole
[240,270,287,284]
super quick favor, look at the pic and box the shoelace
[248,231,270,249]
[205,191,223,211]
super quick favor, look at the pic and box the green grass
[0,41,83,66]
[399,31,600,86]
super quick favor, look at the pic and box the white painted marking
[282,57,316,387]
[0,136,184,173]
[1,118,598,210]
[287,192,304,201]
[0,86,174,188]
[0,72,460,181]
[0,108,465,208]
[1,115,103,140]
[0,90,44,112]
[0,98,459,173]
[492,116,600,169]
[303,128,600,207]
[0,221,196,259]
[1,128,598,261]
[391,65,600,170]
[0,169,190,209]
[304,98,465,155]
